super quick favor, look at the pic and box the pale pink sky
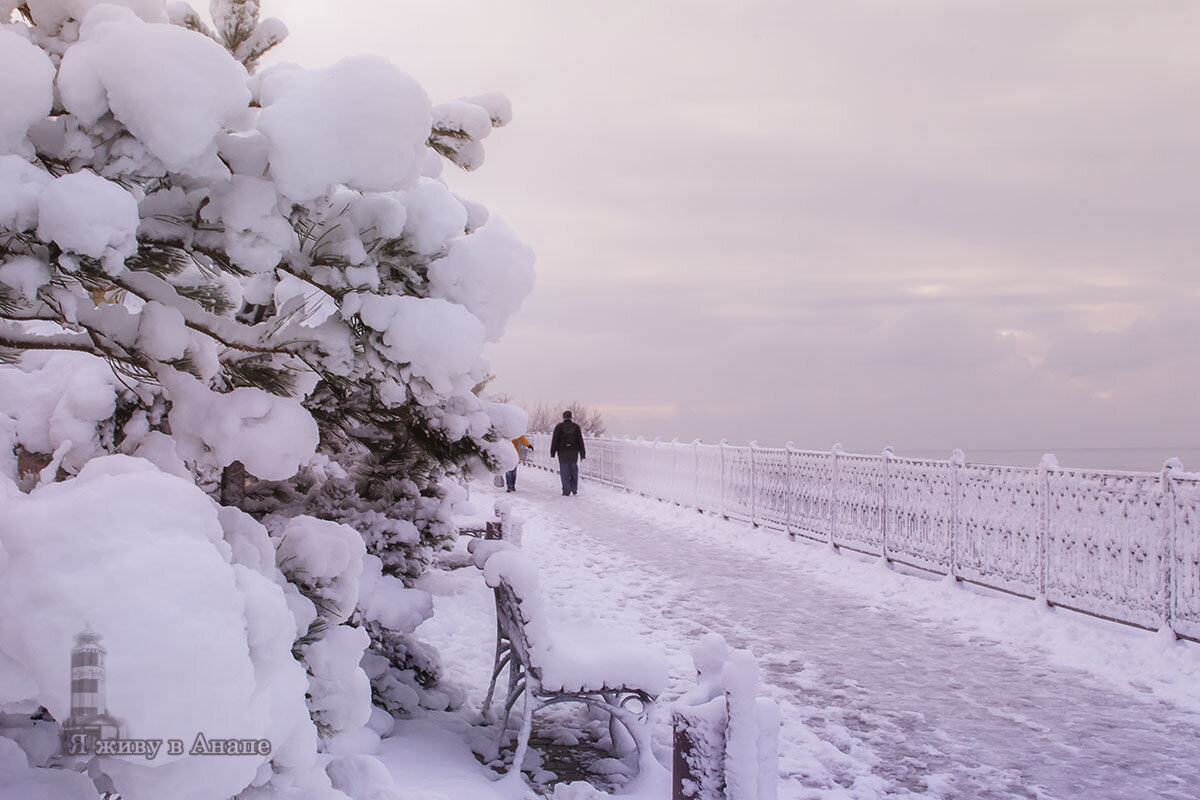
[263,1,1200,459]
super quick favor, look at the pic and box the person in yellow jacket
[505,435,533,492]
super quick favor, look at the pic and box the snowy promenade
[432,468,1200,800]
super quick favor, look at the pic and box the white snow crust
[479,546,668,696]
[57,6,250,176]
[162,371,320,480]
[0,28,55,155]
[0,156,51,233]
[256,56,431,201]
[0,456,317,800]
[24,0,167,31]
[356,294,486,396]
[429,215,536,342]
[37,170,139,272]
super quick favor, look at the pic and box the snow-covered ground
[426,466,1200,800]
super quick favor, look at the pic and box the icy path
[459,468,1200,800]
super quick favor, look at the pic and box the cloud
[266,0,1200,457]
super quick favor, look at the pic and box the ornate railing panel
[884,457,955,572]
[954,464,1041,596]
[789,451,833,542]
[1170,474,1200,640]
[754,447,791,530]
[1045,470,1167,628]
[724,445,754,523]
[695,444,723,515]
[833,454,886,554]
[519,432,1199,639]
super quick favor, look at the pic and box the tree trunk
[220,461,246,508]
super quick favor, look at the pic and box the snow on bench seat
[469,541,665,777]
[482,548,667,696]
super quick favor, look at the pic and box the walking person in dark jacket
[549,410,586,496]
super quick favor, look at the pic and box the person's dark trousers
[558,457,579,495]
[505,468,517,491]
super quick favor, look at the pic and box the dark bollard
[672,700,727,800]
[672,635,780,800]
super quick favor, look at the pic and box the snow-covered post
[1161,458,1182,636]
[749,441,759,528]
[830,443,845,549]
[720,439,729,519]
[1038,453,1058,602]
[784,442,796,540]
[881,447,894,563]
[949,449,966,580]
[672,634,780,800]
[694,439,702,512]
[672,438,681,505]
[604,434,614,484]
[653,438,662,500]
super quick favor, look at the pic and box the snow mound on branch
[0,255,51,303]
[274,515,365,624]
[0,456,315,800]
[37,170,139,272]
[0,28,55,156]
[56,6,250,177]
[0,156,50,233]
[0,351,121,474]
[462,92,513,127]
[202,175,297,273]
[24,0,167,31]
[355,295,485,396]
[256,56,432,202]
[132,300,187,362]
[397,177,468,256]
[358,554,433,632]
[486,401,529,440]
[163,372,319,481]
[432,100,493,141]
[429,215,536,342]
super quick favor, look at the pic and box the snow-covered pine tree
[0,1,535,794]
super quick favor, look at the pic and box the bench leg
[482,650,512,725]
[603,692,636,756]
[506,678,536,778]
[482,624,510,724]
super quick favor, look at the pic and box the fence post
[881,447,893,563]
[949,449,965,581]
[1038,453,1057,602]
[749,441,759,527]
[785,442,796,540]
[693,439,702,512]
[671,438,680,505]
[830,443,844,549]
[719,439,728,519]
[653,438,662,501]
[1162,459,1181,636]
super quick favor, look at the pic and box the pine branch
[175,282,234,315]
[0,320,96,353]
[224,356,299,397]
[126,242,193,277]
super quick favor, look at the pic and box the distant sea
[898,447,1200,473]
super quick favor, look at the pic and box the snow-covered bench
[467,540,666,778]
[457,500,521,543]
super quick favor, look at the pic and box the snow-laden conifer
[0,2,535,797]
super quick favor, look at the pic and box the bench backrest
[493,579,541,681]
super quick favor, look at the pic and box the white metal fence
[525,435,1200,641]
